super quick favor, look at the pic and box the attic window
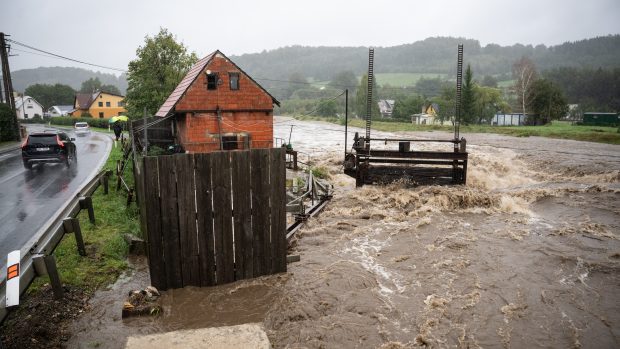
[207,73,218,90]
[229,73,239,90]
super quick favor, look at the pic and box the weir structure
[343,46,468,187]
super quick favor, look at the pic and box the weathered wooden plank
[142,157,166,290]
[270,148,287,273]
[158,155,183,289]
[212,151,235,284]
[194,153,215,286]
[251,149,271,277]
[175,154,200,286]
[231,151,252,280]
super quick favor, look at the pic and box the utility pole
[0,32,20,141]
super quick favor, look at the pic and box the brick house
[155,50,280,153]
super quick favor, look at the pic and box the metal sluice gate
[343,45,468,187]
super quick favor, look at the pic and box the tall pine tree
[461,64,476,124]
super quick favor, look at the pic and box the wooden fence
[135,148,287,290]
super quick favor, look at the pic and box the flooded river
[69,118,620,348]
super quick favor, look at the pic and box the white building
[15,96,44,120]
[492,113,526,126]
[378,99,395,118]
[47,105,74,117]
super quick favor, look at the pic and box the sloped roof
[75,93,97,110]
[74,91,124,110]
[155,52,215,117]
[155,50,280,117]
[15,96,43,109]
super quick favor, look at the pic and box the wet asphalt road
[0,125,112,274]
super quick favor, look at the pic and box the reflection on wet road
[0,125,111,276]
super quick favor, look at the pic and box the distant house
[424,103,439,116]
[70,91,126,119]
[378,99,395,118]
[155,50,280,153]
[15,96,44,120]
[47,105,74,117]
[492,113,526,126]
[411,113,433,125]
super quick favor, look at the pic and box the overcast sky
[2,0,619,74]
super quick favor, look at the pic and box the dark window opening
[222,135,237,150]
[98,101,103,107]
[207,73,218,90]
[106,101,111,107]
[229,73,240,90]
[99,112,104,118]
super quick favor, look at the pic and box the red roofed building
[155,50,280,153]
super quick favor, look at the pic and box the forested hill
[232,35,620,81]
[9,35,619,92]
[10,67,127,93]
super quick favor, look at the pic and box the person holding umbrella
[109,115,128,141]
[113,121,123,141]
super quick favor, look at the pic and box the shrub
[49,117,111,129]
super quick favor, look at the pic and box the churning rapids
[69,117,620,348]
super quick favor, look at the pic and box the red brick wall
[179,111,273,153]
[174,54,275,153]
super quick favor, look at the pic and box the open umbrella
[109,115,129,123]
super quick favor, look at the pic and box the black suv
[21,131,77,169]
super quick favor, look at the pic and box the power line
[7,38,127,72]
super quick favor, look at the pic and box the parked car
[21,131,77,169]
[74,122,91,135]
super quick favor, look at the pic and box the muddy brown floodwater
[68,118,619,348]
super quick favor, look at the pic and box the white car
[74,122,91,136]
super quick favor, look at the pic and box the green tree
[316,99,338,117]
[528,79,568,125]
[355,74,379,118]
[512,56,538,115]
[461,64,477,124]
[431,85,457,124]
[392,95,425,121]
[481,75,498,88]
[80,77,102,93]
[474,86,508,124]
[328,70,358,91]
[0,103,20,141]
[284,72,308,99]
[415,77,446,98]
[24,83,75,109]
[100,84,121,95]
[125,28,198,118]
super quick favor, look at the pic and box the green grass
[374,73,448,87]
[293,116,620,145]
[30,142,139,293]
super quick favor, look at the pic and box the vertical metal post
[365,48,374,149]
[454,44,464,143]
[288,125,294,145]
[344,89,348,156]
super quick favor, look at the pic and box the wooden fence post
[79,196,95,224]
[63,217,86,256]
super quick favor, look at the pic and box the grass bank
[291,116,620,145]
[30,137,139,293]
